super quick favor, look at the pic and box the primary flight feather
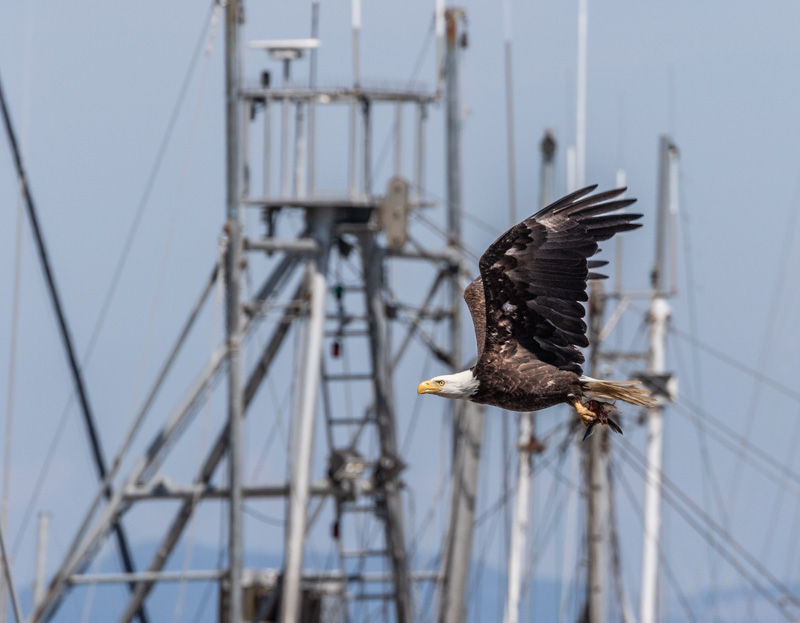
[417,185,656,438]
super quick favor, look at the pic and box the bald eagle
[417,185,655,438]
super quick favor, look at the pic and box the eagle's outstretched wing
[474,185,641,374]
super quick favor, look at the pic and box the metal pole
[280,213,331,623]
[224,0,244,620]
[435,0,445,91]
[502,0,517,225]
[640,135,673,623]
[414,104,427,201]
[575,0,588,189]
[445,9,463,251]
[33,512,49,609]
[307,0,320,195]
[281,59,291,198]
[586,281,607,623]
[294,100,306,198]
[243,101,251,197]
[0,514,21,623]
[263,98,271,198]
[539,130,556,209]
[566,145,577,194]
[363,98,371,197]
[349,0,361,197]
[0,67,148,623]
[360,233,413,623]
[394,102,403,177]
[440,11,485,623]
[502,414,532,623]
[614,169,626,296]
[440,402,484,623]
[0,183,24,623]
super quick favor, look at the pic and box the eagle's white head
[417,369,479,399]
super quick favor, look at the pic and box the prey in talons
[574,399,623,441]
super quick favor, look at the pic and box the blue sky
[2,0,800,621]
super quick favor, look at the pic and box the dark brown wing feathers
[472,186,642,376]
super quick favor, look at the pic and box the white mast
[435,0,445,92]
[640,135,677,623]
[503,413,533,623]
[33,512,50,608]
[575,0,588,188]
[503,0,517,224]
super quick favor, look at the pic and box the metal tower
[30,4,483,623]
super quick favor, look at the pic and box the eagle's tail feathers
[579,376,657,409]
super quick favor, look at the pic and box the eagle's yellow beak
[417,380,442,395]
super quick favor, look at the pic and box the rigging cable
[668,325,800,403]
[628,307,800,497]
[519,441,570,617]
[676,176,725,619]
[127,0,219,434]
[616,438,800,621]
[0,55,150,623]
[605,453,637,623]
[174,238,224,623]
[671,396,800,498]
[731,170,800,512]
[81,0,221,368]
[611,459,699,623]
[0,507,22,623]
[0,151,24,621]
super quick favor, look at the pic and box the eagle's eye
[438,380,445,386]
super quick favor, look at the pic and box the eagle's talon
[574,400,597,427]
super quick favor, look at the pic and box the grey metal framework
[30,5,482,623]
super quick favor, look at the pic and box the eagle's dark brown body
[470,359,581,412]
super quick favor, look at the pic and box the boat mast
[575,1,609,620]
[640,135,678,623]
[439,9,486,623]
[503,131,556,623]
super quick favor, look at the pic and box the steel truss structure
[31,5,483,623]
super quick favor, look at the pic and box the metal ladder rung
[350,592,397,601]
[341,549,389,558]
[330,417,373,426]
[323,373,374,382]
[324,329,370,338]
